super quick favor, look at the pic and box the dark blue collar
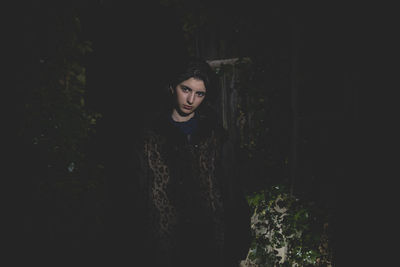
[169,116,198,136]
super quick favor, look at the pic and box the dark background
[6,1,394,266]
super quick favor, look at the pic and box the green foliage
[18,7,106,236]
[246,185,332,266]
[19,10,101,176]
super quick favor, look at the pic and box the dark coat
[133,112,251,267]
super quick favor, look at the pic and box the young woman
[134,58,250,267]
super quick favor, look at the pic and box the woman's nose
[187,92,195,104]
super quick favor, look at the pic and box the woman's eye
[181,87,189,92]
[197,92,205,97]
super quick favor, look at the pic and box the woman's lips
[183,105,192,110]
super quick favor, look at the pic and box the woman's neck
[171,108,195,122]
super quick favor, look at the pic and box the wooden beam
[206,57,251,68]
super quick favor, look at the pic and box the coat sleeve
[131,129,152,254]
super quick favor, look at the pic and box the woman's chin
[180,108,194,115]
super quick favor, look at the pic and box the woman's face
[172,77,206,116]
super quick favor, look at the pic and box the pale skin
[170,77,207,122]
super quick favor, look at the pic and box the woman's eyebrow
[181,84,206,93]
[180,84,192,90]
